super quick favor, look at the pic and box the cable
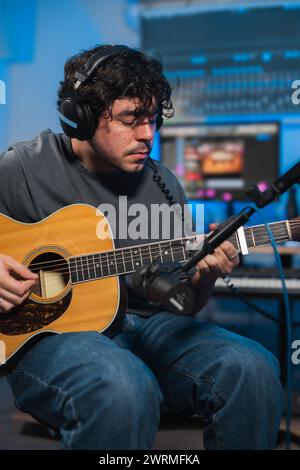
[220,276,300,327]
[220,276,279,323]
[148,157,180,207]
[148,158,294,448]
[148,157,194,284]
[247,204,293,450]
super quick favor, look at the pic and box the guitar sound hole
[28,252,69,299]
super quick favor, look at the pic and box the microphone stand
[178,160,300,449]
[132,160,300,316]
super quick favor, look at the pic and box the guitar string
[26,224,293,271]
[30,234,292,283]
[27,240,192,269]
[30,245,190,276]
[31,240,295,288]
[26,220,298,271]
[27,229,293,276]
[35,235,295,288]
[28,230,291,275]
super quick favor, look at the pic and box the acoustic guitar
[0,203,299,369]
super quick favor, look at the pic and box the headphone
[58,45,163,141]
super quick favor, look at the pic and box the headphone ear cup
[156,113,163,131]
[58,96,97,140]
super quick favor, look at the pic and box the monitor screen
[141,4,300,120]
[160,122,279,201]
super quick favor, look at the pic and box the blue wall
[0,0,139,149]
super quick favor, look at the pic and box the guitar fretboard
[68,220,293,284]
[69,238,191,283]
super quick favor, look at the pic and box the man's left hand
[192,240,240,284]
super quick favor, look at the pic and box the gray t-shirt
[0,129,190,316]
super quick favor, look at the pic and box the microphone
[131,262,196,315]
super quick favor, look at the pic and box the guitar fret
[86,255,91,279]
[108,252,117,275]
[181,242,187,261]
[79,256,84,280]
[148,243,161,264]
[113,251,120,275]
[120,249,126,274]
[69,258,78,283]
[122,248,134,272]
[140,245,151,265]
[92,255,97,279]
[160,242,173,263]
[250,227,256,247]
[130,249,135,270]
[244,229,254,249]
[132,248,142,269]
[139,246,145,266]
[115,250,124,274]
[169,241,174,262]
[167,240,184,263]
[148,245,153,263]
[76,257,83,282]
[83,256,90,281]
[88,255,96,279]
[159,245,163,263]
[86,255,90,280]
[95,254,103,278]
[107,253,111,275]
[100,253,108,277]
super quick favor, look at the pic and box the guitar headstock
[289,217,300,242]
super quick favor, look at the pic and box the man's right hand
[0,255,38,313]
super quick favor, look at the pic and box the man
[0,45,282,450]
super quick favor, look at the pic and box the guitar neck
[69,218,298,284]
[227,219,293,253]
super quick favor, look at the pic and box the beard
[89,137,151,173]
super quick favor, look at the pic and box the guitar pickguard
[0,291,72,336]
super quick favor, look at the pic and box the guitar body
[0,204,125,368]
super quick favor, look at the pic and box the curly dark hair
[57,44,174,121]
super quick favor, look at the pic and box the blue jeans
[7,312,283,450]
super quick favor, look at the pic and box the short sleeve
[0,148,24,217]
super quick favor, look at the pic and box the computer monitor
[141,4,300,119]
[160,122,280,201]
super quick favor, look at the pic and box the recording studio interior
[0,0,300,453]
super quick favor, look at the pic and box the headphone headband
[73,45,132,90]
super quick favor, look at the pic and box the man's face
[90,97,158,172]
